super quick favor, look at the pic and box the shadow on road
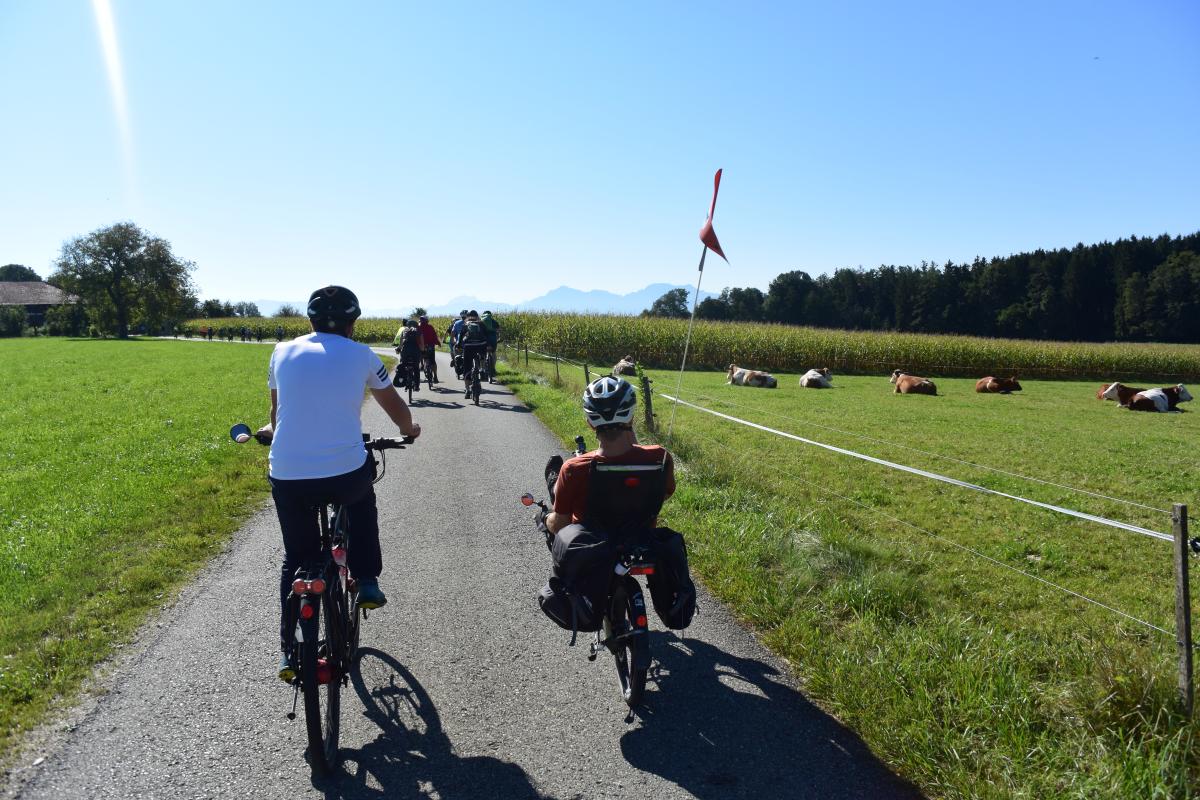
[319,648,552,800]
[480,398,532,413]
[619,635,923,799]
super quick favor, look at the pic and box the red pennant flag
[698,168,727,262]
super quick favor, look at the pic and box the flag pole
[664,243,708,447]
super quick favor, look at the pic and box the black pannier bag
[646,527,696,630]
[538,523,614,636]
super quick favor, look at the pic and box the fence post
[1174,504,1194,717]
[554,354,560,382]
[641,373,655,433]
[524,342,529,367]
[584,363,591,384]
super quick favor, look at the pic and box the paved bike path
[10,350,920,799]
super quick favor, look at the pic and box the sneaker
[278,652,297,684]
[357,579,387,609]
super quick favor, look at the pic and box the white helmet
[582,376,637,427]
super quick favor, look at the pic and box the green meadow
[0,339,275,759]
[500,348,1200,799]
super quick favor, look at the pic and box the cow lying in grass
[727,364,777,388]
[975,376,1022,394]
[799,368,833,388]
[1096,382,1144,402]
[1102,381,1193,412]
[612,355,637,377]
[890,370,937,395]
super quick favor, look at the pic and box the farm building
[0,281,79,326]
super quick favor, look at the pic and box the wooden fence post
[524,342,529,367]
[641,373,655,433]
[1174,504,1194,717]
[554,354,560,382]
[584,363,591,384]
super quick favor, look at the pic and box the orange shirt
[552,445,675,525]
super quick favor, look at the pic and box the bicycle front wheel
[298,590,343,776]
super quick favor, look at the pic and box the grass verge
[495,351,1199,799]
[0,339,280,763]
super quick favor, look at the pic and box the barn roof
[0,281,78,305]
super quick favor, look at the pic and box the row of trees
[2,224,289,337]
[644,233,1200,343]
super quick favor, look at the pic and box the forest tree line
[646,232,1200,343]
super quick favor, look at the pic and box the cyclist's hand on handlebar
[401,422,421,440]
[254,424,274,445]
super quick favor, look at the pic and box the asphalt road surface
[9,350,920,799]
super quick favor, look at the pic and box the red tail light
[309,578,326,594]
[299,602,315,620]
[292,578,307,595]
[316,658,336,685]
[636,615,647,628]
[629,566,655,575]
[624,477,640,488]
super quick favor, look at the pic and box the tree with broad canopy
[50,222,196,338]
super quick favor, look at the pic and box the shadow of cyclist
[619,635,923,799]
[317,648,552,800]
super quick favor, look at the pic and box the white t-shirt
[267,333,392,480]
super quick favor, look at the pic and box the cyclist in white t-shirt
[263,285,421,682]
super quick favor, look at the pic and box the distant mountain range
[249,283,715,318]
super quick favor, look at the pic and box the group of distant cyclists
[257,285,694,688]
[391,309,500,399]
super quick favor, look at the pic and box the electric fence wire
[677,388,1171,516]
[677,423,1180,643]
[661,392,1173,544]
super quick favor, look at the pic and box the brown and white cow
[975,376,1022,394]
[890,370,937,395]
[799,368,833,388]
[1103,382,1193,412]
[612,355,637,377]
[1098,382,1144,403]
[727,363,778,388]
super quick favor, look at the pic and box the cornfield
[183,313,1200,381]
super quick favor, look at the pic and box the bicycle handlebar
[367,436,414,451]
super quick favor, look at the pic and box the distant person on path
[275,325,284,342]
[262,285,420,682]
[416,315,440,383]
[481,310,500,380]
[455,310,488,398]
[447,310,468,378]
[392,319,424,391]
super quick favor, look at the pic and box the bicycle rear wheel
[608,579,648,707]
[298,589,344,776]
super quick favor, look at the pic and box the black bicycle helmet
[306,286,362,331]
[583,376,637,427]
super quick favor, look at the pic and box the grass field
[499,346,1200,799]
[0,338,277,761]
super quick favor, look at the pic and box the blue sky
[1,1,1197,310]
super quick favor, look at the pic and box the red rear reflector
[636,615,647,628]
[316,658,336,685]
[624,477,639,488]
[292,579,307,595]
[310,578,326,594]
[630,566,655,575]
[299,603,315,620]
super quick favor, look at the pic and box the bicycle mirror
[520,493,536,506]
[230,423,252,443]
